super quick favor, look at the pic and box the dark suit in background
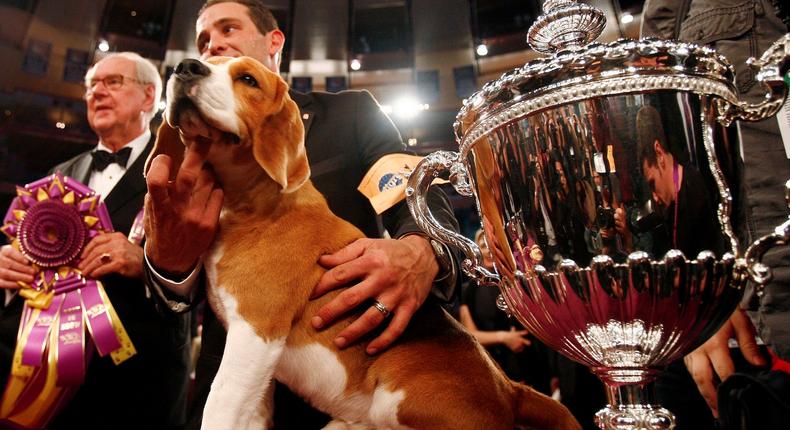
[0,137,191,429]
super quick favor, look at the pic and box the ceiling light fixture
[476,44,488,56]
[620,13,634,24]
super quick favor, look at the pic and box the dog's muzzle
[174,59,211,84]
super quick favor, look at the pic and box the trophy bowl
[406,1,790,429]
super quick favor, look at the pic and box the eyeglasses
[84,74,143,97]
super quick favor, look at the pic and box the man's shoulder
[49,149,92,175]
[291,89,374,107]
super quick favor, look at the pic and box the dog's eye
[238,74,259,88]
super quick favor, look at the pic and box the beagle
[151,56,580,430]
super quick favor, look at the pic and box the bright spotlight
[390,97,427,119]
[620,13,634,24]
[407,138,418,146]
[98,40,110,52]
[350,59,361,71]
[55,122,66,129]
[382,101,428,117]
[476,44,488,56]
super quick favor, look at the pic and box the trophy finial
[528,0,606,54]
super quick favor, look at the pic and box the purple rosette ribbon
[0,173,136,429]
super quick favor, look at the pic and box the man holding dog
[0,53,190,428]
[143,0,460,427]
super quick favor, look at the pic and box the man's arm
[143,139,223,300]
[459,304,531,352]
[142,254,203,314]
[312,90,461,355]
[683,308,767,417]
[640,0,689,39]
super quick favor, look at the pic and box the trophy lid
[455,0,737,152]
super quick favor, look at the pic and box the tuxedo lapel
[286,90,346,178]
[60,153,94,184]
[103,138,152,232]
[289,90,314,138]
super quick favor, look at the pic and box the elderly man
[0,52,189,429]
[143,0,459,428]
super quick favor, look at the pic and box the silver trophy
[406,1,790,429]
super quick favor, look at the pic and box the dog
[149,56,581,430]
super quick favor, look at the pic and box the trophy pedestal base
[593,370,676,430]
[594,405,674,430]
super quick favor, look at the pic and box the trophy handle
[744,180,790,286]
[717,33,790,126]
[406,151,499,286]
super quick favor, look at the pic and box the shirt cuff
[143,243,201,313]
[397,233,458,302]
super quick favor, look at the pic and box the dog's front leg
[201,319,285,430]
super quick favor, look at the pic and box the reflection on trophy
[406,1,790,429]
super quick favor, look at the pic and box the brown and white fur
[150,56,581,430]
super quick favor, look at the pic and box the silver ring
[372,300,391,318]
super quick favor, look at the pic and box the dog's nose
[175,59,210,81]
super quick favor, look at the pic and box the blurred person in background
[643,1,790,428]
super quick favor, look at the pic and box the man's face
[642,155,675,209]
[476,235,494,269]
[196,2,282,71]
[85,57,151,138]
[554,160,568,192]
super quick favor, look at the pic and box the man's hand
[614,207,627,234]
[78,233,144,279]
[501,328,531,353]
[0,245,34,289]
[144,140,223,275]
[310,235,439,355]
[683,307,768,417]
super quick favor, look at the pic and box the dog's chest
[204,240,227,325]
[275,344,372,420]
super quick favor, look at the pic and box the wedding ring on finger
[372,300,391,318]
[100,252,112,264]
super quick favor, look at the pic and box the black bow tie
[91,147,132,172]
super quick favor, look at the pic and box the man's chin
[88,117,117,135]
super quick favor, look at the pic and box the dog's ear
[145,121,185,181]
[252,77,310,193]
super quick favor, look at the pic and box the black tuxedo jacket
[0,137,190,429]
[183,89,459,429]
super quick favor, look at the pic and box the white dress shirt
[89,130,151,201]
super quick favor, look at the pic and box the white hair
[85,52,162,123]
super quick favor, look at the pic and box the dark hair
[636,105,668,167]
[199,0,279,35]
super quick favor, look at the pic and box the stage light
[407,138,418,146]
[620,13,634,24]
[55,122,65,129]
[98,40,110,52]
[350,59,361,71]
[476,44,488,56]
[380,99,428,118]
